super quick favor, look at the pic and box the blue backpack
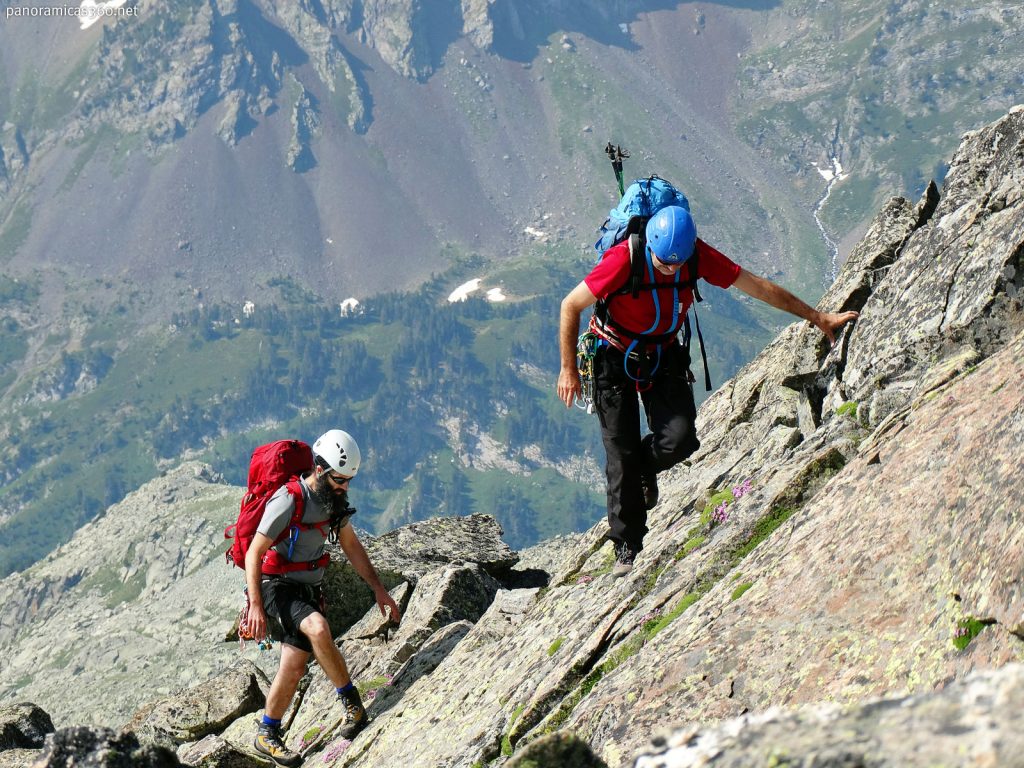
[594,176,690,255]
[590,175,711,391]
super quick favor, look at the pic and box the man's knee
[300,613,333,646]
[655,431,699,469]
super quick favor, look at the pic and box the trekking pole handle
[605,142,629,196]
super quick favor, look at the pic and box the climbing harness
[576,330,600,413]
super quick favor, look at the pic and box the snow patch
[812,157,848,182]
[448,279,507,303]
[79,0,130,30]
[447,279,482,303]
[339,298,361,317]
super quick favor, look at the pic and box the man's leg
[266,645,311,719]
[256,644,308,766]
[594,348,647,552]
[299,611,369,739]
[298,612,351,688]
[641,344,699,472]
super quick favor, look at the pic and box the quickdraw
[237,588,273,651]
[576,331,600,414]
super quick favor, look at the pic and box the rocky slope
[0,462,525,729]
[2,106,1024,766]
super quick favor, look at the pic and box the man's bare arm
[732,268,858,344]
[557,281,599,407]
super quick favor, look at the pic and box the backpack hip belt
[262,551,331,574]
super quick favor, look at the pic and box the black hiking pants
[594,342,699,551]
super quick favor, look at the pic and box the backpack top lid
[595,176,690,256]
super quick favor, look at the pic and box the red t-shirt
[585,238,741,338]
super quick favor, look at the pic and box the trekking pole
[604,142,629,197]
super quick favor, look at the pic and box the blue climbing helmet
[645,206,697,265]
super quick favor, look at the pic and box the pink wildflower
[732,478,752,499]
[322,739,352,762]
[712,502,729,524]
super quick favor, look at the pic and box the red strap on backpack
[224,440,317,570]
[260,480,332,574]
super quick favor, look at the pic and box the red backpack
[223,439,330,574]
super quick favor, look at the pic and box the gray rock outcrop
[633,663,1024,768]
[0,702,53,750]
[124,661,268,749]
[32,727,181,767]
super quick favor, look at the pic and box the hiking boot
[254,723,303,767]
[612,540,639,578]
[640,469,659,510]
[337,687,369,740]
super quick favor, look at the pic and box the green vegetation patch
[835,401,859,419]
[501,703,527,756]
[547,637,564,657]
[953,617,995,651]
[356,676,390,696]
[731,506,798,563]
[677,534,707,559]
[731,582,754,601]
[700,488,736,526]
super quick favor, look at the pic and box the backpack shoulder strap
[687,247,703,303]
[268,479,306,546]
[285,479,305,527]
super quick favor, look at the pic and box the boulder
[320,514,517,635]
[32,727,181,767]
[176,734,260,768]
[125,661,267,749]
[0,703,53,750]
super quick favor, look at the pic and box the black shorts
[260,577,323,653]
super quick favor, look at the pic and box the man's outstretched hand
[814,310,859,345]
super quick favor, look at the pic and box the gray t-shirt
[257,476,348,585]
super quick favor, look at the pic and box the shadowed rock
[32,727,181,767]
[508,731,608,768]
[0,703,53,750]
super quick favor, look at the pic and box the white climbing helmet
[312,429,361,477]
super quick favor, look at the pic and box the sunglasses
[325,471,353,486]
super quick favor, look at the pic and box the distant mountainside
[3,0,1021,310]
[1,106,1022,767]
